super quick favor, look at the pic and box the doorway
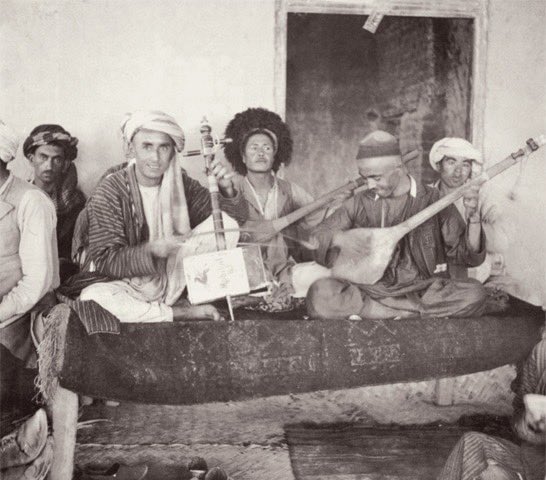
[280,10,478,195]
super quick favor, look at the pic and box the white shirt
[138,184,161,240]
[0,174,59,325]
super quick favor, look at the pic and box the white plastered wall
[1,0,276,193]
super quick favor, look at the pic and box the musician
[77,110,247,322]
[224,107,332,293]
[438,339,546,480]
[1,121,59,374]
[429,137,509,282]
[306,130,488,320]
[23,124,86,279]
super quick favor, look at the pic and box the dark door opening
[285,13,474,195]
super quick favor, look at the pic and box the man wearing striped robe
[78,110,247,323]
[438,339,546,480]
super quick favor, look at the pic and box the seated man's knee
[468,282,487,305]
[306,277,362,319]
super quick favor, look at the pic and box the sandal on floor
[0,436,53,480]
[0,409,48,470]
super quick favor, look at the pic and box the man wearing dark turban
[23,124,85,276]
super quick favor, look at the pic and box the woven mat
[285,416,516,480]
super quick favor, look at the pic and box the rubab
[331,135,546,285]
[241,176,367,243]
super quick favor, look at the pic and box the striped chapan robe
[438,339,546,480]
[81,164,247,292]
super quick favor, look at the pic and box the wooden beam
[49,387,78,480]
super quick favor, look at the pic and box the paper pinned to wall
[363,11,385,33]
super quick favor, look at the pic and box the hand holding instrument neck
[331,136,546,285]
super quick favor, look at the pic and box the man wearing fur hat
[77,110,247,322]
[429,137,509,282]
[306,130,488,320]
[223,107,334,297]
[23,124,86,277]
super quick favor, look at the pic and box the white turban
[121,110,185,152]
[0,121,19,163]
[429,137,483,177]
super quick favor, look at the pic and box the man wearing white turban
[429,137,509,282]
[77,110,248,323]
[0,120,59,367]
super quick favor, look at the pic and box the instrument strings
[176,227,318,250]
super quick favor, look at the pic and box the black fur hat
[223,107,293,175]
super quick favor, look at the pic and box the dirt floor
[75,365,516,480]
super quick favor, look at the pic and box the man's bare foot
[172,304,222,321]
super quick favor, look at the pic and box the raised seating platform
[40,297,544,479]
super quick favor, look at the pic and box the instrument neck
[273,177,366,231]
[401,150,526,234]
[205,156,227,250]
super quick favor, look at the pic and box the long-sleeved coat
[87,164,248,280]
[312,177,486,293]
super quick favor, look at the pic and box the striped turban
[0,121,20,163]
[23,124,79,161]
[121,110,185,152]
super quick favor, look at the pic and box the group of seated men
[0,108,542,480]
[1,108,502,332]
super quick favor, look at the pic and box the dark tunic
[307,177,487,318]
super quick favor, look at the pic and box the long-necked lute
[331,135,546,285]
[242,176,367,243]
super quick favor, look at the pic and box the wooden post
[49,387,78,480]
[434,378,455,406]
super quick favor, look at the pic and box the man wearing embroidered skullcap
[74,110,247,323]
[23,124,85,278]
[306,130,490,320]
[429,137,510,282]
[1,120,59,392]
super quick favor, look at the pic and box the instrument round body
[331,225,408,284]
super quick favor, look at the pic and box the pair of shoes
[1,437,54,480]
[80,463,148,480]
[0,409,48,470]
